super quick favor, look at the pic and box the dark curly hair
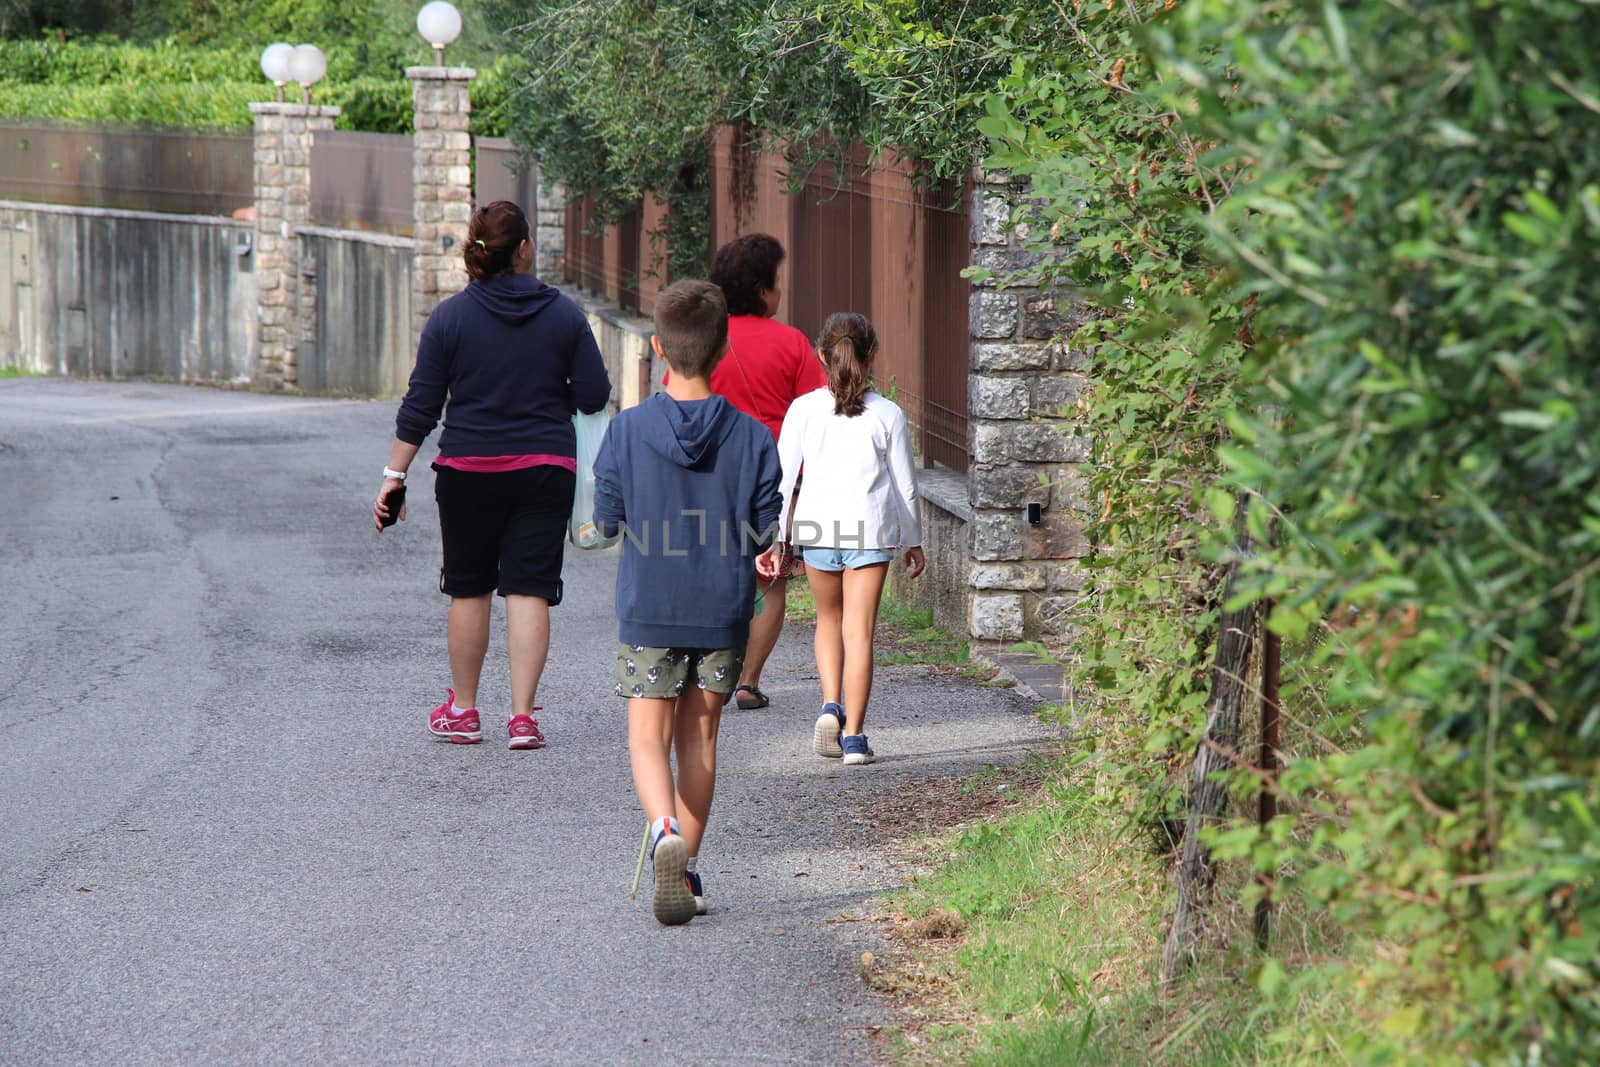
[710,233,785,316]
[463,200,530,282]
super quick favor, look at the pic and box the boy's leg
[628,696,678,828]
[504,594,551,716]
[840,563,889,735]
[737,575,787,695]
[447,594,492,709]
[810,567,845,705]
[672,684,727,858]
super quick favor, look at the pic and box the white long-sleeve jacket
[776,388,923,551]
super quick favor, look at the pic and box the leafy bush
[1134,0,1600,1060]
[0,34,400,86]
[0,38,255,84]
[0,59,515,134]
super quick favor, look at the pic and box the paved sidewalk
[0,379,1050,1066]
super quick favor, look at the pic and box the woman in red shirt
[707,234,826,709]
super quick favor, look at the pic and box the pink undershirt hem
[434,454,577,474]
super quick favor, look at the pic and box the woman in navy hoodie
[374,200,611,750]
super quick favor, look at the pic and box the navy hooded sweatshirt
[395,273,611,456]
[592,393,783,649]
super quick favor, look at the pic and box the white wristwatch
[382,467,407,480]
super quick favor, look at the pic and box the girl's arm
[886,405,923,550]
[775,397,806,537]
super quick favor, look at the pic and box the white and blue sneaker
[813,702,846,758]
[649,826,695,926]
[841,733,876,765]
[686,869,707,916]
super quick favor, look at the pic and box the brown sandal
[734,685,770,710]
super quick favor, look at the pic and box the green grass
[886,761,1278,1066]
[881,748,1371,1066]
[785,575,995,678]
[0,366,38,378]
[784,574,817,622]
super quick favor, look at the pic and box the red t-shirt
[668,315,827,440]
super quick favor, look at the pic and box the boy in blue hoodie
[592,280,783,926]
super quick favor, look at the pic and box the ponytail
[463,200,530,282]
[817,312,877,417]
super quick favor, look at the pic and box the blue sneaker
[686,869,707,916]
[649,828,695,926]
[841,733,876,765]
[813,702,845,758]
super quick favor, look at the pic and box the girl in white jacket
[757,313,926,765]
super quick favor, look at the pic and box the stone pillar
[250,102,338,388]
[408,66,475,340]
[534,175,567,282]
[966,173,1092,643]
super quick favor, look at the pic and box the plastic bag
[569,408,620,550]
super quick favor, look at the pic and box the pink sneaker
[428,688,482,744]
[508,710,545,750]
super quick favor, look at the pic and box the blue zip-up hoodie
[593,392,782,649]
[395,274,611,456]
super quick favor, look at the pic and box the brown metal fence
[474,137,537,213]
[0,121,253,216]
[309,130,413,234]
[566,127,970,470]
[564,193,670,317]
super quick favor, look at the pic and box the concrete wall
[0,200,255,382]
[296,227,415,397]
[886,469,973,636]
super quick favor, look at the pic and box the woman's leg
[840,563,889,735]
[672,686,726,858]
[737,576,787,693]
[810,567,845,706]
[447,594,492,709]
[504,594,551,716]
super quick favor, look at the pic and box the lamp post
[417,2,462,66]
[287,44,327,106]
[259,42,293,103]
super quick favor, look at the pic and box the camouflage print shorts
[614,644,746,703]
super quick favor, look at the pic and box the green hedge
[0,72,509,136]
[0,37,374,86]
[0,38,513,135]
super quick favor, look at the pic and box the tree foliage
[1149,0,1600,1058]
[483,0,1048,272]
[738,0,1600,1059]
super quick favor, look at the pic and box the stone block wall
[966,174,1092,643]
[250,102,338,388]
[535,179,567,282]
[408,66,475,341]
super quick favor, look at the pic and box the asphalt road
[0,379,1048,1066]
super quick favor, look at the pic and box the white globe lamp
[260,42,293,102]
[417,2,463,65]
[287,44,328,105]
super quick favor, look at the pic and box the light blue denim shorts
[801,546,895,572]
